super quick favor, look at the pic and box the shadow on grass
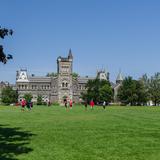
[0,124,35,160]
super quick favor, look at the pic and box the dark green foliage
[82,78,113,104]
[148,72,160,106]
[63,95,67,99]
[46,72,57,77]
[118,77,149,106]
[0,27,13,64]
[23,93,32,102]
[136,80,149,105]
[118,77,136,105]
[72,72,79,78]
[37,95,42,105]
[1,86,18,105]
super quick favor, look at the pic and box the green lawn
[1,105,160,160]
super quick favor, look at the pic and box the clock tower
[57,49,73,103]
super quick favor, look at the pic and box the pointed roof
[68,49,73,59]
[116,71,123,82]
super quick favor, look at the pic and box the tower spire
[68,48,73,59]
[116,70,123,84]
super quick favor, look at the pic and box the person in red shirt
[21,99,26,111]
[90,100,94,109]
[69,99,73,109]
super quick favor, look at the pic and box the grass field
[1,105,160,160]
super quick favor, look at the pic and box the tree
[136,80,149,105]
[118,77,137,106]
[37,95,42,105]
[23,93,32,102]
[118,76,149,106]
[1,86,18,105]
[148,72,160,106]
[82,78,113,104]
[0,27,13,64]
[46,72,57,77]
[99,84,113,103]
[72,72,79,79]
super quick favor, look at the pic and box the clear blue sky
[1,0,160,83]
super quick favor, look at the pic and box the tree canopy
[37,95,43,105]
[46,72,57,77]
[118,76,149,106]
[1,86,18,105]
[148,73,160,106]
[0,27,13,64]
[81,78,113,104]
[23,93,32,102]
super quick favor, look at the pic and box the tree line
[82,73,160,106]
[118,73,160,106]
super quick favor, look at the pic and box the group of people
[21,99,33,111]
[84,100,107,110]
[20,97,107,111]
[64,98,107,111]
[64,98,73,110]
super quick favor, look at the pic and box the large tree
[118,76,148,106]
[148,72,160,106]
[1,86,18,105]
[136,80,149,106]
[118,77,137,106]
[37,95,43,105]
[82,79,113,104]
[0,26,13,64]
[23,93,32,102]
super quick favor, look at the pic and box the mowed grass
[1,105,160,160]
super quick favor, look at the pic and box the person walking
[30,101,33,108]
[103,101,106,109]
[64,99,67,110]
[21,98,26,111]
[47,100,51,106]
[26,100,31,110]
[90,100,94,110]
[84,101,88,111]
[69,99,73,109]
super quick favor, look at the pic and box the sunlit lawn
[1,105,160,160]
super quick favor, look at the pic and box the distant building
[16,50,123,103]
[113,71,123,102]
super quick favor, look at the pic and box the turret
[16,69,29,82]
[68,49,73,60]
[97,69,109,81]
[116,71,123,84]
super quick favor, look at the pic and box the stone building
[16,50,123,103]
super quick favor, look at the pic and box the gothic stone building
[16,50,123,103]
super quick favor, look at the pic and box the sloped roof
[116,72,123,81]
[28,76,51,83]
[77,76,95,83]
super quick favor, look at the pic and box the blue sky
[0,0,160,83]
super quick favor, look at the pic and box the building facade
[16,50,123,103]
